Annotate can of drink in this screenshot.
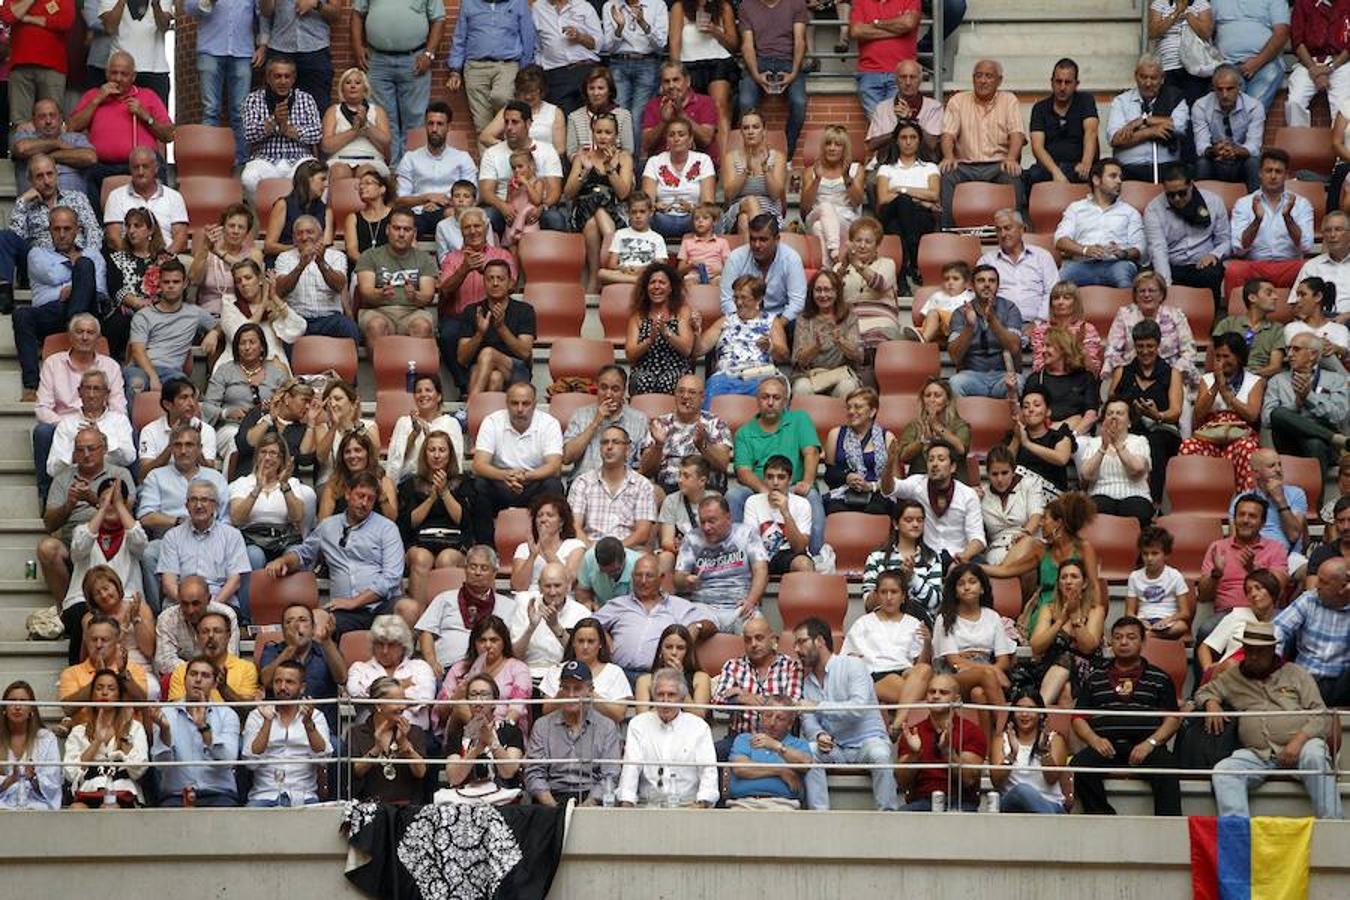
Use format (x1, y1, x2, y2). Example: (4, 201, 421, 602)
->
(930, 790, 946, 812)
(985, 791, 1000, 813)
(25, 560, 37, 580)
(182, 785, 197, 807)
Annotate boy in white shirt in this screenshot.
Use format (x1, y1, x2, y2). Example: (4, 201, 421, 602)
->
(1124, 525, 1193, 641)
(918, 261, 975, 343)
(742, 455, 815, 575)
(657, 455, 712, 575)
(599, 193, 668, 285)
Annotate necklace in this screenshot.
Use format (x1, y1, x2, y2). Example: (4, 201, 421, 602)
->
(240, 361, 265, 378)
(360, 211, 386, 250)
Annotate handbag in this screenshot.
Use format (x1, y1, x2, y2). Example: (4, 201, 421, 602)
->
(414, 526, 463, 555)
(241, 523, 301, 561)
(26, 605, 64, 640)
(1179, 23, 1224, 77)
(801, 365, 857, 393)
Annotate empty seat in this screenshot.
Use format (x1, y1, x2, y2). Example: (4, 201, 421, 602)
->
(132, 390, 162, 431)
(1028, 182, 1090, 232)
(598, 284, 636, 345)
(248, 571, 319, 628)
(1079, 285, 1132, 341)
(1120, 181, 1163, 214)
(466, 391, 507, 447)
(493, 507, 532, 573)
(1081, 514, 1143, 581)
(374, 390, 415, 451)
(179, 176, 244, 230)
(823, 512, 892, 576)
(630, 393, 676, 420)
(328, 178, 363, 234)
(291, 335, 358, 384)
(371, 335, 439, 391)
(253, 178, 292, 229)
(339, 630, 374, 667)
(710, 393, 758, 433)
(1141, 635, 1187, 700)
(1195, 179, 1246, 214)
(1167, 285, 1214, 344)
(173, 124, 237, 178)
(546, 391, 593, 432)
(876, 394, 921, 436)
(955, 396, 1014, 457)
(42, 333, 110, 359)
(698, 633, 745, 677)
(548, 338, 614, 382)
(518, 232, 587, 283)
(777, 572, 848, 632)
(779, 232, 821, 276)
(873, 341, 940, 396)
(1274, 126, 1335, 176)
(1152, 514, 1224, 580)
(790, 394, 846, 446)
(1165, 456, 1236, 517)
(525, 282, 588, 342)
(951, 182, 1016, 230)
(917, 233, 981, 285)
(1278, 454, 1322, 517)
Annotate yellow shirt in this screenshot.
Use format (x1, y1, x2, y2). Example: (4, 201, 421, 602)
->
(59, 659, 149, 702)
(167, 654, 260, 701)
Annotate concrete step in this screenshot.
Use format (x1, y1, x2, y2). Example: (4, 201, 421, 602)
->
(970, 0, 1142, 19)
(0, 640, 67, 700)
(955, 22, 1141, 58)
(951, 54, 1139, 94)
(0, 482, 41, 518)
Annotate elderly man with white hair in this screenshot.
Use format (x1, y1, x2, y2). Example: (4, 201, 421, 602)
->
(273, 213, 360, 345)
(1262, 331, 1350, 476)
(156, 477, 252, 619)
(509, 560, 591, 682)
(346, 613, 438, 731)
(1107, 54, 1189, 183)
(618, 666, 719, 807)
(938, 59, 1026, 229)
(977, 209, 1061, 325)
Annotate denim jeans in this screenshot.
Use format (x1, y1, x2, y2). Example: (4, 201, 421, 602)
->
(918, 0, 967, 53)
(123, 363, 185, 409)
(739, 57, 807, 158)
(366, 50, 432, 164)
(1212, 740, 1342, 819)
(1058, 259, 1138, 289)
(32, 422, 56, 505)
(650, 211, 694, 239)
(1241, 58, 1286, 112)
(0, 229, 28, 282)
(855, 72, 896, 118)
(15, 257, 98, 389)
(198, 53, 252, 165)
(610, 56, 660, 150)
(1000, 782, 1066, 814)
(804, 737, 898, 810)
(300, 313, 362, 345)
(949, 369, 1020, 399)
(247, 792, 320, 807)
(725, 483, 826, 554)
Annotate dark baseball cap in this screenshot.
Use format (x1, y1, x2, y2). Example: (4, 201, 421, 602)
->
(559, 660, 592, 684)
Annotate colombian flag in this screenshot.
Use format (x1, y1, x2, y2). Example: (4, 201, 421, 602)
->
(1190, 816, 1313, 900)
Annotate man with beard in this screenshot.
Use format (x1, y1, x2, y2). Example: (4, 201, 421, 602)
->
(1055, 158, 1145, 289)
(1025, 58, 1099, 187)
(258, 603, 347, 731)
(1195, 621, 1342, 818)
(168, 610, 261, 702)
(394, 102, 479, 237)
(1144, 164, 1231, 310)
(1107, 54, 1189, 184)
(883, 440, 984, 562)
(152, 655, 243, 806)
(242, 658, 334, 806)
(478, 100, 566, 237)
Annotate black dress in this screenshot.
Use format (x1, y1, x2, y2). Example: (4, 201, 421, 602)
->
(1025, 368, 1100, 425)
(352, 211, 391, 257)
(1016, 424, 1075, 493)
(567, 165, 627, 232)
(396, 477, 474, 554)
(1112, 358, 1181, 501)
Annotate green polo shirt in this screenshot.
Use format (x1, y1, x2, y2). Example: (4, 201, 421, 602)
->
(1212, 315, 1285, 372)
(732, 409, 821, 482)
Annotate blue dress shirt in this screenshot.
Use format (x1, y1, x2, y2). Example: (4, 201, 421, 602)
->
(27, 247, 108, 308)
(186, 0, 258, 58)
(447, 0, 537, 70)
(719, 243, 808, 321)
(151, 704, 242, 799)
(289, 511, 405, 605)
(800, 653, 889, 749)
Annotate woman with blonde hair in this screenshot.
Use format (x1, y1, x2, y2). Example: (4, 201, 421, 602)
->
(1026, 281, 1103, 377)
(838, 216, 901, 351)
(801, 126, 865, 267)
(823, 387, 897, 515)
(322, 68, 393, 179)
(314, 379, 380, 488)
(895, 376, 971, 479)
(1024, 326, 1100, 434)
(0, 680, 62, 809)
(228, 432, 315, 568)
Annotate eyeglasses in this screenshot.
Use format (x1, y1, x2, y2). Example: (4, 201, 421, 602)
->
(1164, 188, 1190, 199)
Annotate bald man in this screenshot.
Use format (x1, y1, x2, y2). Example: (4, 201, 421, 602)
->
(11, 99, 97, 197)
(865, 59, 944, 157)
(1275, 557, 1350, 706)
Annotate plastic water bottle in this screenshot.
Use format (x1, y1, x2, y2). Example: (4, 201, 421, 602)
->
(651, 767, 667, 808)
(16, 770, 29, 807)
(405, 361, 417, 393)
(601, 775, 615, 808)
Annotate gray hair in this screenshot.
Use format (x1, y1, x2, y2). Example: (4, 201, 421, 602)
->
(170, 421, 203, 443)
(79, 369, 109, 389)
(993, 208, 1025, 227)
(292, 214, 322, 234)
(1136, 53, 1163, 72)
(75, 425, 107, 448)
(973, 58, 1004, 77)
(108, 50, 136, 72)
(369, 614, 414, 656)
(1211, 64, 1242, 84)
(187, 478, 219, 503)
(466, 544, 499, 569)
(179, 575, 210, 601)
(27, 153, 55, 176)
(651, 667, 690, 700)
(68, 313, 100, 335)
(457, 206, 487, 226)
(128, 146, 159, 166)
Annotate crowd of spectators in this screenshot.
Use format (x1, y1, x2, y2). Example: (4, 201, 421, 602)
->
(0, 0, 1344, 820)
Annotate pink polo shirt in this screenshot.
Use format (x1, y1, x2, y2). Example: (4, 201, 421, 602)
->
(35, 352, 127, 425)
(1201, 536, 1289, 613)
(72, 86, 172, 164)
(437, 246, 517, 317)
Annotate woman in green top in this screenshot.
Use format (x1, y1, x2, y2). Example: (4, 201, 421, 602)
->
(981, 492, 1100, 626)
(896, 376, 972, 482)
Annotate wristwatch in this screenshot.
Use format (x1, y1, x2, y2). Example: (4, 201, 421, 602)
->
(1146, 737, 1158, 747)
(900, 187, 909, 196)
(422, 50, 435, 61)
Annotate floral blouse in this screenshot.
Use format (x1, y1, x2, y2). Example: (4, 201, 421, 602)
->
(1102, 304, 1198, 388)
(1027, 319, 1104, 377)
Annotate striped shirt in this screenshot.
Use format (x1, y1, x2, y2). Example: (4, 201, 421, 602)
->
(1273, 592, 1349, 679)
(1073, 660, 1178, 744)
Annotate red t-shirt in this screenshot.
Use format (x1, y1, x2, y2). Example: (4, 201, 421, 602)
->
(908, 714, 987, 801)
(72, 87, 172, 164)
(850, 0, 921, 74)
(640, 91, 721, 164)
(1, 0, 76, 74)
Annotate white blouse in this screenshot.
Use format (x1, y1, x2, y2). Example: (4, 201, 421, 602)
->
(63, 722, 149, 802)
(841, 612, 926, 674)
(1074, 433, 1153, 501)
(643, 152, 716, 208)
(0, 730, 63, 810)
(384, 414, 467, 484)
(227, 475, 317, 531)
(877, 159, 940, 191)
(932, 608, 1017, 660)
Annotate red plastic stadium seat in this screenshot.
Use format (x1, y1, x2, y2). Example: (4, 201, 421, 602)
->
(1195, 180, 1246, 215)
(698, 632, 745, 677)
(1279, 454, 1322, 517)
(253, 178, 292, 231)
(911, 286, 938, 327)
(374, 390, 415, 452)
(777, 572, 848, 632)
(790, 393, 846, 446)
(873, 341, 940, 396)
(328, 178, 362, 234)
(1285, 179, 1328, 234)
(546, 391, 593, 432)
(42, 333, 110, 360)
(1165, 456, 1236, 517)
(518, 232, 586, 283)
(1120, 181, 1163, 214)
(1079, 286, 1132, 341)
(466, 391, 506, 446)
(1152, 514, 1224, 581)
(548, 338, 614, 382)
(173, 125, 237, 178)
(1081, 514, 1143, 581)
(524, 281, 588, 341)
(955, 396, 1014, 457)
(291, 336, 358, 384)
(132, 391, 162, 431)
(630, 393, 676, 420)
(875, 394, 920, 436)
(339, 630, 374, 667)
(824, 512, 892, 576)
(494, 508, 532, 573)
(371, 335, 439, 392)
(100, 175, 131, 210)
(878, 234, 904, 277)
(1168, 285, 1215, 345)
(1028, 182, 1089, 233)
(598, 284, 636, 345)
(248, 571, 319, 628)
(686, 284, 723, 327)
(424, 567, 466, 605)
(179, 176, 244, 230)
(405, 127, 426, 152)
(951, 182, 1016, 230)
(1141, 635, 1187, 700)
(917, 233, 981, 285)
(709, 394, 758, 433)
(1274, 127, 1335, 176)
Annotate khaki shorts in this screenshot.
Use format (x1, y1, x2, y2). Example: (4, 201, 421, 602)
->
(358, 306, 436, 334)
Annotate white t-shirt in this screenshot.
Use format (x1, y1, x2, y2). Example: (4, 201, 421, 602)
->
(932, 608, 1016, 660)
(102, 0, 173, 72)
(139, 416, 218, 463)
(103, 183, 189, 246)
(476, 410, 564, 471)
(841, 612, 925, 674)
(539, 661, 633, 701)
(877, 159, 940, 191)
(642, 152, 715, 208)
(512, 538, 587, 590)
(226, 475, 317, 531)
(1202, 607, 1260, 664)
(920, 288, 973, 316)
(506, 592, 592, 678)
(1284, 320, 1350, 352)
(1126, 565, 1188, 621)
(609, 227, 669, 269)
(742, 492, 812, 558)
(479, 141, 564, 200)
(383, 414, 466, 484)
